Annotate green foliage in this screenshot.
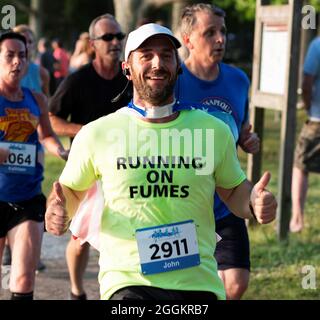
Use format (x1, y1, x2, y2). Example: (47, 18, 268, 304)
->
(11, 0, 114, 49)
(309, 0, 320, 10)
(42, 0, 114, 48)
(214, 0, 256, 21)
(213, 0, 320, 22)
(63, 0, 114, 35)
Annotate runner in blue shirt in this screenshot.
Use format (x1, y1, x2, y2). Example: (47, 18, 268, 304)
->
(0, 31, 67, 300)
(176, 3, 260, 299)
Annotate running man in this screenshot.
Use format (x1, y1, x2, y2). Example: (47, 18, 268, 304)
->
(45, 24, 277, 300)
(48, 14, 130, 300)
(176, 3, 259, 299)
(0, 31, 68, 300)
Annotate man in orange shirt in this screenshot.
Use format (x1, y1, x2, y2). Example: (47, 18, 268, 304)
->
(52, 38, 69, 88)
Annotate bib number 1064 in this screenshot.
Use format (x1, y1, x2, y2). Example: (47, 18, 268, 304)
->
(4, 153, 32, 165)
(0, 142, 36, 175)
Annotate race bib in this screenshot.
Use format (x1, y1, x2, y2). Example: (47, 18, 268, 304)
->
(0, 141, 36, 175)
(136, 220, 200, 275)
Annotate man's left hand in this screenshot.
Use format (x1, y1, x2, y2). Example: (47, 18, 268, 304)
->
(239, 123, 260, 154)
(250, 172, 277, 224)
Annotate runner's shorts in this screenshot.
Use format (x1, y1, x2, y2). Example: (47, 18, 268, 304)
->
(110, 286, 217, 300)
(294, 120, 320, 173)
(215, 214, 250, 271)
(0, 194, 46, 238)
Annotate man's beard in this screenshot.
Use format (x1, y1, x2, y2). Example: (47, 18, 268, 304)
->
(131, 70, 176, 106)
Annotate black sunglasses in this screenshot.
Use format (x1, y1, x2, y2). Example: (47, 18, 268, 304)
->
(93, 32, 126, 42)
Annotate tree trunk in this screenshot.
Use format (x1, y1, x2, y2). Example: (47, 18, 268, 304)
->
(29, 0, 43, 40)
(171, 0, 190, 34)
(172, 0, 192, 61)
(113, 0, 143, 34)
(113, 0, 191, 61)
(114, 0, 190, 34)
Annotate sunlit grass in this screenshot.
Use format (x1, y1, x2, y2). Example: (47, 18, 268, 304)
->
(242, 109, 320, 299)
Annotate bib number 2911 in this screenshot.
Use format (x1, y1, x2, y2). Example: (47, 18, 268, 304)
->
(136, 220, 200, 275)
(150, 238, 189, 260)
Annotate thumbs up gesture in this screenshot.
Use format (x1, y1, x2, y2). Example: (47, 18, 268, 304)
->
(45, 181, 70, 236)
(239, 123, 260, 154)
(250, 172, 277, 224)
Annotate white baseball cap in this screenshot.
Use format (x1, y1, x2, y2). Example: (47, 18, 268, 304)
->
(124, 23, 181, 61)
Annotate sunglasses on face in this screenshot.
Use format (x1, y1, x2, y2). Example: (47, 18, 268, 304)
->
(93, 32, 126, 42)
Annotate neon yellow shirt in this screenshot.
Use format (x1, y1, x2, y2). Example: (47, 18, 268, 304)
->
(60, 109, 246, 300)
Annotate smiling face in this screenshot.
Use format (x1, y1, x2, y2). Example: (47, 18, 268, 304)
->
(125, 35, 179, 107)
(184, 10, 226, 66)
(0, 38, 27, 86)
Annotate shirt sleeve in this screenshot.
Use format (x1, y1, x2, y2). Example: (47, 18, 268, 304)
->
(242, 96, 249, 126)
(242, 73, 250, 126)
(59, 126, 97, 191)
(304, 39, 320, 77)
(214, 130, 246, 189)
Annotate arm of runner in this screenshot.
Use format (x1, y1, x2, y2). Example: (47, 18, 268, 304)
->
(216, 172, 277, 224)
(45, 181, 88, 236)
(39, 65, 50, 96)
(34, 92, 69, 160)
(48, 73, 83, 137)
(48, 112, 82, 138)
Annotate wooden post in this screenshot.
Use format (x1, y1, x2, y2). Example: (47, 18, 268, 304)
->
(247, 0, 302, 240)
(277, 0, 302, 240)
(247, 106, 264, 185)
(29, 0, 43, 40)
(247, 0, 267, 226)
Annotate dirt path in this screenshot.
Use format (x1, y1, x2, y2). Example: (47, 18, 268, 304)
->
(0, 232, 100, 300)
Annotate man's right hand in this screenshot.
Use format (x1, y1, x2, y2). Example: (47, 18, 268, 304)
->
(45, 181, 70, 236)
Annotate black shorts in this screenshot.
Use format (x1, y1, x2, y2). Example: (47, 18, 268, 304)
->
(0, 194, 46, 238)
(109, 286, 217, 300)
(214, 214, 250, 271)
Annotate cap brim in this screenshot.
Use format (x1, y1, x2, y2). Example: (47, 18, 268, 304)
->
(125, 31, 181, 61)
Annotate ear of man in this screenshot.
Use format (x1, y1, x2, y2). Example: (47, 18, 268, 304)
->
(123, 68, 130, 76)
